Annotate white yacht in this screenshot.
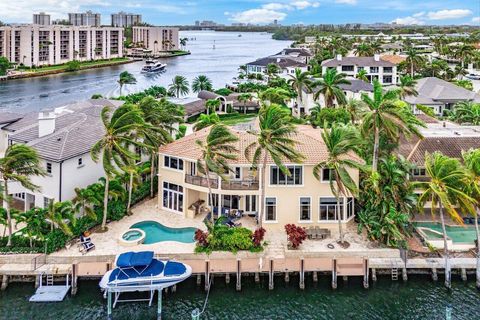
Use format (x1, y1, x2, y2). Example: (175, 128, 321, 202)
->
(141, 60, 166, 73)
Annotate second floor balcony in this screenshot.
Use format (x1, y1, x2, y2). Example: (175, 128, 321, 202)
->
(221, 179, 259, 190)
(185, 174, 218, 189)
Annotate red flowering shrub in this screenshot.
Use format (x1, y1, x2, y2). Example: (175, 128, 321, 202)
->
(194, 229, 209, 247)
(284, 224, 307, 249)
(252, 227, 266, 247)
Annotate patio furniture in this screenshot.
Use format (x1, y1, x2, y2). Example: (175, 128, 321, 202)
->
(79, 235, 95, 254)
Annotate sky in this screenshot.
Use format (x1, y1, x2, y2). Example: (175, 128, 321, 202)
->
(2, 0, 480, 26)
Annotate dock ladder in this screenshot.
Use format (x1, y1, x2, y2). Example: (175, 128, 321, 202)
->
(46, 274, 54, 286)
(391, 268, 399, 281)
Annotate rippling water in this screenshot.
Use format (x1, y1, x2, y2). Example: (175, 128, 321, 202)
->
(1, 275, 479, 319)
(0, 31, 291, 113)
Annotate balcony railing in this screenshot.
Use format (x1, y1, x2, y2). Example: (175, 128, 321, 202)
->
(185, 174, 218, 189)
(221, 180, 259, 190)
(409, 176, 430, 182)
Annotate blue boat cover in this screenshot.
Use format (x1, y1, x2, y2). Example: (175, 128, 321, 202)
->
(164, 261, 187, 276)
(116, 251, 154, 268)
(109, 259, 165, 281)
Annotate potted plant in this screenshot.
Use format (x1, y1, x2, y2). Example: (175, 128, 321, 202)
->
(285, 224, 307, 249)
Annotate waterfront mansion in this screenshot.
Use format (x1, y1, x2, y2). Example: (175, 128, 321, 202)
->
(157, 124, 361, 230)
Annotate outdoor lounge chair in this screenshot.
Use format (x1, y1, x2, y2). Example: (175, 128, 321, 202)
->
(79, 235, 95, 254)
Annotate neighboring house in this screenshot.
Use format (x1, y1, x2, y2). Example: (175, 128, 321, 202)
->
(321, 54, 398, 85)
(300, 79, 374, 114)
(273, 48, 313, 64)
(0, 99, 124, 210)
(405, 77, 480, 116)
(157, 124, 361, 231)
(398, 120, 480, 213)
(246, 56, 308, 79)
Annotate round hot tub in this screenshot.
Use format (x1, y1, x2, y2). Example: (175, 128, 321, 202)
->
(119, 228, 146, 246)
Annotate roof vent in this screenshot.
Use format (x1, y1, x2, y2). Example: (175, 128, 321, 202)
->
(336, 54, 342, 61)
(38, 110, 56, 138)
(374, 54, 380, 61)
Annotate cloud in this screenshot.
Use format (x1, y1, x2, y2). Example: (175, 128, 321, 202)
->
(473, 17, 480, 23)
(262, 3, 291, 11)
(391, 16, 425, 25)
(291, 1, 320, 9)
(426, 9, 472, 20)
(230, 8, 287, 24)
(335, 0, 357, 5)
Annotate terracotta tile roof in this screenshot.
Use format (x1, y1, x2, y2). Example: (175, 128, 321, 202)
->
(159, 124, 362, 165)
(380, 55, 406, 65)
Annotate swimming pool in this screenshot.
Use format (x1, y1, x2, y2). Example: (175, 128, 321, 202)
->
(414, 222, 477, 249)
(130, 221, 196, 244)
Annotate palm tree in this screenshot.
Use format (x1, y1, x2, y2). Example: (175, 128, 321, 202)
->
(354, 43, 372, 57)
(0, 207, 7, 238)
(15, 208, 45, 247)
(397, 76, 418, 99)
(238, 93, 253, 114)
(416, 152, 473, 288)
(138, 97, 183, 198)
(454, 64, 467, 80)
(455, 44, 475, 69)
(245, 104, 305, 227)
(450, 101, 480, 125)
(404, 47, 425, 77)
(314, 123, 362, 244)
(313, 68, 350, 108)
(0, 144, 45, 246)
(192, 75, 213, 93)
(72, 187, 100, 220)
(118, 71, 137, 96)
(168, 75, 189, 98)
(45, 199, 76, 236)
(462, 149, 480, 288)
(196, 124, 239, 223)
(361, 80, 413, 172)
(343, 98, 365, 123)
(91, 105, 144, 230)
(287, 68, 313, 113)
(194, 113, 220, 131)
(179, 38, 188, 50)
(259, 87, 293, 106)
(355, 69, 369, 82)
(266, 63, 280, 79)
(309, 104, 322, 124)
(205, 99, 221, 114)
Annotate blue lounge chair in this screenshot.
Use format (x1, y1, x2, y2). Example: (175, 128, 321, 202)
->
(80, 235, 95, 254)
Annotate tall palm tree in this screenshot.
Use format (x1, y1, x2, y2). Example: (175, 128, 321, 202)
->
(192, 75, 213, 93)
(397, 76, 418, 99)
(118, 71, 137, 96)
(266, 63, 280, 79)
(343, 98, 365, 124)
(416, 152, 473, 288)
(314, 123, 362, 244)
(0, 144, 45, 246)
(313, 68, 350, 107)
(72, 187, 100, 220)
(361, 80, 413, 172)
(168, 75, 189, 97)
(205, 99, 221, 114)
(245, 104, 305, 227)
(15, 208, 45, 248)
(455, 44, 475, 69)
(287, 68, 313, 113)
(91, 104, 144, 230)
(196, 124, 239, 223)
(450, 101, 480, 125)
(404, 47, 425, 77)
(138, 97, 183, 198)
(238, 93, 253, 114)
(462, 149, 480, 288)
(259, 87, 293, 106)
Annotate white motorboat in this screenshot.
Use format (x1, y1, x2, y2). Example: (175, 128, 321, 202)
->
(99, 251, 191, 293)
(141, 60, 166, 73)
(465, 73, 480, 80)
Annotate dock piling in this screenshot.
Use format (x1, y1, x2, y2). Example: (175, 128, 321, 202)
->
(371, 268, 377, 282)
(225, 273, 230, 284)
(157, 289, 163, 320)
(402, 268, 408, 282)
(1, 275, 8, 291)
(107, 290, 112, 320)
(268, 260, 274, 290)
(363, 259, 369, 289)
(254, 273, 260, 283)
(236, 259, 241, 291)
(332, 259, 337, 289)
(285, 272, 289, 284)
(461, 269, 467, 282)
(312, 271, 318, 282)
(71, 264, 78, 295)
(431, 268, 438, 281)
(299, 259, 305, 290)
(196, 274, 201, 286)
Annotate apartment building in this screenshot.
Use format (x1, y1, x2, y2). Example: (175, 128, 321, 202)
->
(111, 12, 142, 27)
(157, 125, 361, 231)
(0, 24, 123, 67)
(33, 12, 51, 26)
(68, 11, 101, 27)
(0, 100, 125, 210)
(132, 26, 179, 52)
(321, 54, 398, 85)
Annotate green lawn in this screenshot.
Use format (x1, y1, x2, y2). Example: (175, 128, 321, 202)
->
(18, 58, 130, 73)
(219, 113, 257, 126)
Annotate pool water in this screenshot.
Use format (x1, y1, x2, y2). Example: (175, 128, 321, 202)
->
(415, 222, 478, 243)
(122, 230, 143, 241)
(130, 221, 196, 244)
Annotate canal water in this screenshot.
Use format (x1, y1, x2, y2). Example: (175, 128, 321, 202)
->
(0, 275, 479, 319)
(0, 31, 291, 113)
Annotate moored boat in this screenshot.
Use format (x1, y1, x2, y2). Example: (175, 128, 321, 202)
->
(465, 73, 480, 80)
(141, 60, 167, 73)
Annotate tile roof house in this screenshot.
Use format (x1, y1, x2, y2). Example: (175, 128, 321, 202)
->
(158, 123, 361, 230)
(321, 54, 398, 85)
(405, 77, 480, 116)
(0, 99, 125, 210)
(246, 55, 308, 80)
